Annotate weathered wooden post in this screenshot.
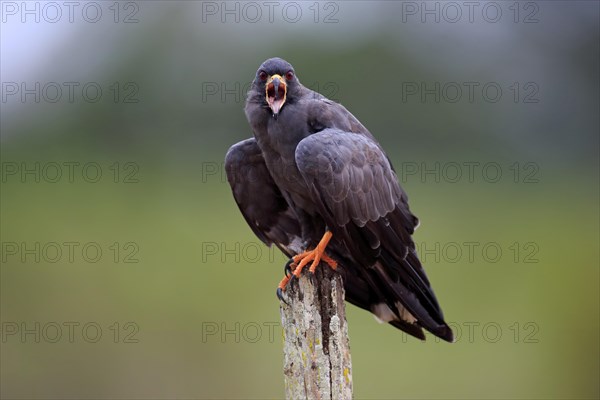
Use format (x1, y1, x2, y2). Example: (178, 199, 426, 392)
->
(280, 266, 353, 399)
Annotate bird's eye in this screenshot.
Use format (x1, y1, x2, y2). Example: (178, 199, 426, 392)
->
(259, 71, 268, 81)
(285, 71, 294, 80)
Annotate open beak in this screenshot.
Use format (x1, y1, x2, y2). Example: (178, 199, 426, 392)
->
(265, 74, 287, 119)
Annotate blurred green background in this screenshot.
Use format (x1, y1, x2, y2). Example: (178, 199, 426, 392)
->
(1, 1, 598, 399)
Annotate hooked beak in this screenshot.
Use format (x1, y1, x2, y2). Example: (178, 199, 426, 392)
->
(265, 74, 287, 119)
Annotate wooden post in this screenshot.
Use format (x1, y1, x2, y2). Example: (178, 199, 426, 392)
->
(280, 266, 353, 400)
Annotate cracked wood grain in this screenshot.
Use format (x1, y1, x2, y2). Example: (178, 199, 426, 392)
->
(280, 266, 353, 400)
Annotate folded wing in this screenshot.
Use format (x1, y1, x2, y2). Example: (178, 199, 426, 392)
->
(225, 138, 302, 257)
(295, 129, 453, 341)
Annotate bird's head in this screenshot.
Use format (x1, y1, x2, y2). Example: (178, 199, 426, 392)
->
(252, 57, 299, 119)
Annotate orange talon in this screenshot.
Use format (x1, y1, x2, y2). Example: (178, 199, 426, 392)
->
(292, 254, 313, 278)
(293, 231, 337, 276)
(276, 231, 338, 301)
(312, 253, 337, 272)
(292, 250, 311, 264)
(278, 274, 291, 291)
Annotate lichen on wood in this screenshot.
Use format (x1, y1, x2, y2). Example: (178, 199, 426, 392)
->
(280, 266, 353, 400)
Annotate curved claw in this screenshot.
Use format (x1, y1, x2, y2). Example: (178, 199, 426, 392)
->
(276, 287, 289, 306)
(284, 259, 295, 278)
(288, 273, 298, 287)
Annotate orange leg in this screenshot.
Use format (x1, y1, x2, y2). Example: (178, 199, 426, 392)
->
(277, 274, 291, 290)
(277, 231, 337, 304)
(277, 231, 338, 302)
(292, 231, 337, 277)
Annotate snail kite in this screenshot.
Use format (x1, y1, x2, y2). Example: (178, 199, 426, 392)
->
(225, 58, 453, 342)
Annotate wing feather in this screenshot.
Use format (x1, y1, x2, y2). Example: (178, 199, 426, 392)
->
(225, 138, 301, 256)
(295, 129, 453, 341)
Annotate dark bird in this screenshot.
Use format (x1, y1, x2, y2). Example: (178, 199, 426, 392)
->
(225, 57, 453, 342)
